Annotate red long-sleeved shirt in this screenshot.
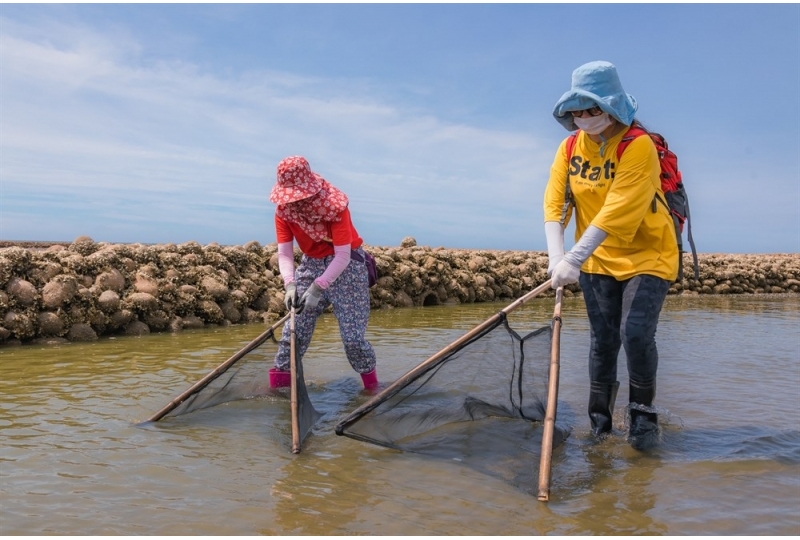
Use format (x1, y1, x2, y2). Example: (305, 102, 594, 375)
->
(275, 208, 363, 257)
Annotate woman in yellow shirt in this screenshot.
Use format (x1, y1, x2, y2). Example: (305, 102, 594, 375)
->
(542, 61, 679, 451)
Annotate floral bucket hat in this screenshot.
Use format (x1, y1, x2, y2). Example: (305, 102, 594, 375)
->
(552, 60, 638, 132)
(269, 156, 324, 205)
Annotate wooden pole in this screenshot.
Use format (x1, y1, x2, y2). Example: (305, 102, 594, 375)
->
(335, 279, 553, 435)
(145, 313, 290, 422)
(537, 287, 563, 502)
(290, 307, 301, 454)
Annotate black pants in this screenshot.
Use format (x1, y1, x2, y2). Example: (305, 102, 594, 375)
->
(579, 273, 670, 390)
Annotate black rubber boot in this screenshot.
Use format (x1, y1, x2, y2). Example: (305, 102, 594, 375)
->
(588, 381, 619, 437)
(628, 381, 659, 451)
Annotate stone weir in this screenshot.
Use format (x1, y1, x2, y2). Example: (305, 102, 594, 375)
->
(0, 236, 798, 346)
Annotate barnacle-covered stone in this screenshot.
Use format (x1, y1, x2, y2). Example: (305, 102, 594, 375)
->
(95, 269, 126, 293)
(144, 310, 170, 331)
(253, 291, 271, 311)
(242, 307, 260, 323)
(42, 276, 79, 310)
(123, 320, 150, 336)
(0, 247, 32, 286)
(125, 292, 159, 312)
(4, 310, 35, 340)
(197, 300, 224, 323)
(109, 309, 134, 330)
(6, 278, 38, 307)
(243, 240, 262, 253)
(177, 241, 204, 256)
(37, 311, 65, 336)
(68, 236, 98, 257)
(67, 322, 97, 342)
(98, 290, 120, 313)
(220, 301, 241, 323)
(182, 315, 205, 329)
(85, 246, 120, 269)
(27, 261, 63, 287)
(200, 276, 229, 301)
(229, 289, 248, 310)
(134, 273, 159, 297)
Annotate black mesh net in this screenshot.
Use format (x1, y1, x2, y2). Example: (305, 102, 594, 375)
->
(144, 315, 321, 450)
(335, 307, 570, 495)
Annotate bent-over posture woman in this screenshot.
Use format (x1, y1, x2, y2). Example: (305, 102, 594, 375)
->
(268, 156, 378, 391)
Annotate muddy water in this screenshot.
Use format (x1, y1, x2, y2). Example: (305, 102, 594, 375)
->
(1, 295, 799, 534)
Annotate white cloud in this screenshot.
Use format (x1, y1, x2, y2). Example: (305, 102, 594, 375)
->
(0, 17, 555, 249)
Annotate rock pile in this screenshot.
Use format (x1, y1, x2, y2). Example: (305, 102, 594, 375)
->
(1, 236, 797, 346)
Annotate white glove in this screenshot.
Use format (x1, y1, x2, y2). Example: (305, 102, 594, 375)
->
(550, 225, 609, 289)
(544, 221, 565, 276)
(551, 259, 581, 289)
(296, 282, 323, 315)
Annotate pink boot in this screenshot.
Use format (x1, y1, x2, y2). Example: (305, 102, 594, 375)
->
(269, 368, 291, 389)
(360, 369, 379, 391)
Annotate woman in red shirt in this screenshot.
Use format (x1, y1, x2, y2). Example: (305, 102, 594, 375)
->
(268, 156, 378, 391)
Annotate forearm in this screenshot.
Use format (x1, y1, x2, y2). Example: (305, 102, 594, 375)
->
(545, 221, 565, 258)
(563, 225, 608, 266)
(315, 244, 351, 289)
(277, 242, 296, 285)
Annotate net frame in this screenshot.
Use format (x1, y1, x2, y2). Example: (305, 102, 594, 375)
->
(334, 280, 565, 497)
(335, 280, 553, 436)
(145, 313, 290, 422)
(143, 312, 321, 453)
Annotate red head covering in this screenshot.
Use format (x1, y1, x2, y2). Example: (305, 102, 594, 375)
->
(270, 156, 349, 241)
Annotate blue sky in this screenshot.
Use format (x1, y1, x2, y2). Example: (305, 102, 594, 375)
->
(1, 3, 798, 253)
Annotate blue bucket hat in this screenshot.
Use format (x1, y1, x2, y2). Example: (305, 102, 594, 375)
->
(553, 61, 638, 131)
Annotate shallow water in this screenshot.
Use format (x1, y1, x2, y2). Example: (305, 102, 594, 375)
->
(1, 295, 799, 535)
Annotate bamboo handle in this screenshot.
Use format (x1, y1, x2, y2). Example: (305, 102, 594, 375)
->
(145, 313, 290, 422)
(290, 308, 301, 454)
(537, 287, 563, 501)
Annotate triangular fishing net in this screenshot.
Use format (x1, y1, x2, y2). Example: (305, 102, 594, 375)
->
(335, 290, 570, 495)
(144, 315, 321, 451)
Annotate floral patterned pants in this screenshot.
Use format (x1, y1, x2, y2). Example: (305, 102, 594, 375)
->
(273, 248, 377, 374)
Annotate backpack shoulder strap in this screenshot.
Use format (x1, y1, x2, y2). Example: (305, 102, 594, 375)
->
(615, 125, 648, 160)
(565, 132, 578, 161)
(560, 132, 579, 226)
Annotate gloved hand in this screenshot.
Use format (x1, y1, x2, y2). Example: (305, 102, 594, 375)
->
(548, 254, 564, 276)
(295, 282, 323, 315)
(550, 224, 608, 288)
(551, 259, 580, 289)
(284, 283, 298, 312)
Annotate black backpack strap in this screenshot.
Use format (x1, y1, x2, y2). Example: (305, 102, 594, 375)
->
(683, 190, 700, 281)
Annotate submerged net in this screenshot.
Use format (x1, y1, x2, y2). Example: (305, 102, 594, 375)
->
(145, 316, 321, 449)
(335, 308, 570, 495)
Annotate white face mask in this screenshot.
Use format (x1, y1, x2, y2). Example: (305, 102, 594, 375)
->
(574, 112, 613, 135)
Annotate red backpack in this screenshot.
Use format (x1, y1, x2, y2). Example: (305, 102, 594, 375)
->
(562, 125, 699, 281)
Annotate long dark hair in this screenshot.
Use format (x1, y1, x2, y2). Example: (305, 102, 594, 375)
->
(631, 119, 650, 132)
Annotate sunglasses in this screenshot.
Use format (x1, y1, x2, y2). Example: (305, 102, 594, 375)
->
(572, 106, 603, 118)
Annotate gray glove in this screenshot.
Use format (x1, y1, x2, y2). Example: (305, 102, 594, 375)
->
(295, 282, 323, 315)
(284, 282, 298, 312)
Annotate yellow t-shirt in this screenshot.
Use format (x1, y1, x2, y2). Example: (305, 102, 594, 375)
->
(543, 129, 679, 281)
